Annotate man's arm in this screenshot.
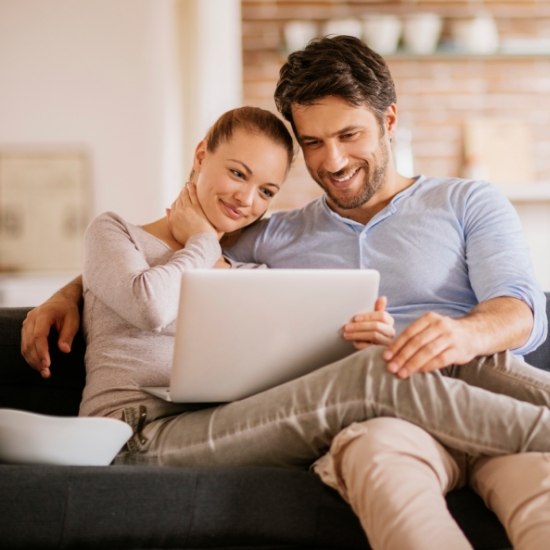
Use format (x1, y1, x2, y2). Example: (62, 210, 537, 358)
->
(21, 275, 83, 378)
(383, 296, 533, 379)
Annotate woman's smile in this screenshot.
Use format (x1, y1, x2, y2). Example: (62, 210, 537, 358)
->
(219, 198, 244, 221)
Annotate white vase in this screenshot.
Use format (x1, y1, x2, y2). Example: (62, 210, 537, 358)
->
(362, 14, 402, 54)
(402, 13, 442, 54)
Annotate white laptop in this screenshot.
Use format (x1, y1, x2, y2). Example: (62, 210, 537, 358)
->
(142, 268, 380, 403)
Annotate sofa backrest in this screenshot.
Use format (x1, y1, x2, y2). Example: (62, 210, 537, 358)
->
(0, 307, 85, 416)
(1, 294, 549, 416)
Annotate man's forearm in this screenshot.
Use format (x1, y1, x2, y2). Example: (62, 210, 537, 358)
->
(459, 296, 533, 355)
(384, 295, 535, 378)
(52, 275, 84, 307)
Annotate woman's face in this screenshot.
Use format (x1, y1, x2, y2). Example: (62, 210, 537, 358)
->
(192, 128, 289, 233)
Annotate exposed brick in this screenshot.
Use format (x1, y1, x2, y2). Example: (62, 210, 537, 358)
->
(243, 0, 550, 208)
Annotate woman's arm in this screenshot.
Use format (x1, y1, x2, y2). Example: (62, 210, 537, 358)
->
(83, 212, 221, 332)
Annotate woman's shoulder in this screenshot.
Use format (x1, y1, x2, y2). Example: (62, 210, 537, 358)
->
(85, 211, 136, 237)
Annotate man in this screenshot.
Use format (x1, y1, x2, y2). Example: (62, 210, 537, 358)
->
(22, 36, 550, 454)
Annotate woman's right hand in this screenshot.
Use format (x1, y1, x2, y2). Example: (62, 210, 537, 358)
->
(166, 182, 220, 246)
(341, 296, 396, 349)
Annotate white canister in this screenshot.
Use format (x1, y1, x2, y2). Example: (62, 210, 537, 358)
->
(362, 14, 402, 54)
(402, 13, 443, 54)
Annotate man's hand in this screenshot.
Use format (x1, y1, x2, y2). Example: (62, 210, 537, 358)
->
(342, 296, 396, 349)
(21, 277, 83, 378)
(382, 312, 477, 379)
(382, 297, 534, 379)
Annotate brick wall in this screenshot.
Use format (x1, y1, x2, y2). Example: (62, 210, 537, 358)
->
(242, 0, 550, 211)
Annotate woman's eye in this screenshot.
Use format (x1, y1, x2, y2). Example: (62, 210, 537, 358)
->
(230, 169, 245, 179)
(260, 188, 275, 199)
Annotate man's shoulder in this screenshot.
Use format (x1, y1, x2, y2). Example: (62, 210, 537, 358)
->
(415, 175, 504, 205)
(420, 175, 498, 193)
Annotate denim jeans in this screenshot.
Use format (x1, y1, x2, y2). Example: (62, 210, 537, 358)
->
(116, 346, 550, 468)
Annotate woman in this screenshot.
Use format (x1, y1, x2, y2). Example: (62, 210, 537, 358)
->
(80, 106, 295, 423)
(79, 105, 395, 467)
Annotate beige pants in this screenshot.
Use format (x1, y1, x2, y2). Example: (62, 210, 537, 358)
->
(314, 418, 550, 550)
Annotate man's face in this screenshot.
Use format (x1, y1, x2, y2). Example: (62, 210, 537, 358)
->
(291, 96, 394, 213)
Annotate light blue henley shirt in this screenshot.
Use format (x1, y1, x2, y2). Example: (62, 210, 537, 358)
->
(226, 175, 547, 355)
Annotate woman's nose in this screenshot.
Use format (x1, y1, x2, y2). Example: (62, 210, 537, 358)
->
(234, 183, 255, 206)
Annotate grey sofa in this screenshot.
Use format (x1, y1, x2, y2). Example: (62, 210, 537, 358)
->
(1, 298, 550, 549)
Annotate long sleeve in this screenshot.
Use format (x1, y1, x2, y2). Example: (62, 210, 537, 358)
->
(83, 212, 222, 331)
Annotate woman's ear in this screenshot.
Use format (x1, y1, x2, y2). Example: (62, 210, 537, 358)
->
(192, 139, 207, 175)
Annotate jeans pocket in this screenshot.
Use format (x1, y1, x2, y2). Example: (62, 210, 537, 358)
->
(122, 404, 149, 452)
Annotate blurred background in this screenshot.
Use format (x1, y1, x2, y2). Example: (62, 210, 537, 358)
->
(1, 0, 550, 305)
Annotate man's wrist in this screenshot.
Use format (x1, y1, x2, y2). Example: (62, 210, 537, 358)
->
(53, 276, 83, 307)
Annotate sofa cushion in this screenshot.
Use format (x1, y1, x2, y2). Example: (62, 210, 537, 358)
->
(0, 463, 509, 549)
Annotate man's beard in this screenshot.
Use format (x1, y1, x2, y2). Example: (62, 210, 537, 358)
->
(317, 139, 389, 211)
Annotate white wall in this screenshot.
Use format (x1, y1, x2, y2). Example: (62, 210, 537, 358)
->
(179, 0, 243, 172)
(0, 0, 242, 224)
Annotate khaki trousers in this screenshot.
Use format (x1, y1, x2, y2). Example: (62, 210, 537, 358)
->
(314, 418, 550, 550)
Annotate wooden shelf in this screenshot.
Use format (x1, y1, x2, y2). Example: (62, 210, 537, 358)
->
(500, 182, 550, 202)
(387, 49, 550, 61)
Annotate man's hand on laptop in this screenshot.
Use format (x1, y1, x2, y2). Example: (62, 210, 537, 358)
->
(342, 296, 395, 349)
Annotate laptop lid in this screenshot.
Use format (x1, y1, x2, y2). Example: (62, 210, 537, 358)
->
(159, 268, 379, 403)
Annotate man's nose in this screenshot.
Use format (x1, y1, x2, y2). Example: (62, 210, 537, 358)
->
(322, 142, 347, 174)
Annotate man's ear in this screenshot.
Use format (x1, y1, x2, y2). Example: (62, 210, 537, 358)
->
(384, 104, 398, 138)
(192, 139, 207, 174)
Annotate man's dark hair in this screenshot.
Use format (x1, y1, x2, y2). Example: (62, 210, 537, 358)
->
(274, 35, 397, 132)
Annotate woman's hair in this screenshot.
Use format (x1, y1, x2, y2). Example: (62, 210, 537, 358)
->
(205, 106, 295, 168)
(274, 35, 397, 132)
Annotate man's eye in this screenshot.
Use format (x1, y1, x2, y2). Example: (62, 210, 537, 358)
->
(302, 140, 320, 148)
(342, 132, 358, 140)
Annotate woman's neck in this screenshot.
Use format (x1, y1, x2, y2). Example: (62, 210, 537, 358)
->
(141, 217, 182, 250)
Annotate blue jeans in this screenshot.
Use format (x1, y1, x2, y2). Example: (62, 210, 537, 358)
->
(115, 347, 550, 468)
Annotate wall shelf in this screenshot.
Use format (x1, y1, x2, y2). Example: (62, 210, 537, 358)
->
(500, 182, 550, 202)
(387, 50, 550, 61)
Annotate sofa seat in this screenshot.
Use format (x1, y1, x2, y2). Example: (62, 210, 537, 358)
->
(2, 298, 550, 549)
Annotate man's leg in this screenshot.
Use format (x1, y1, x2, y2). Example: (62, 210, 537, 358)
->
(115, 346, 550, 468)
(313, 418, 472, 550)
(471, 453, 550, 550)
(449, 351, 550, 406)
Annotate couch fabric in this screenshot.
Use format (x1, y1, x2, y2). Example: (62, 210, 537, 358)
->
(1, 297, 550, 549)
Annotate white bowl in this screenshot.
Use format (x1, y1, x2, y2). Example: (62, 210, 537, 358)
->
(0, 408, 133, 466)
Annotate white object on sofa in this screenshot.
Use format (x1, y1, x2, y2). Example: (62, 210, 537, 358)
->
(0, 409, 132, 466)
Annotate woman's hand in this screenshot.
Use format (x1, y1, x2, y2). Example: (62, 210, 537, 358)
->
(342, 296, 396, 349)
(166, 182, 220, 246)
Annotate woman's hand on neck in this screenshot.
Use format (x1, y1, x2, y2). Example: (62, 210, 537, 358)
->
(143, 183, 222, 250)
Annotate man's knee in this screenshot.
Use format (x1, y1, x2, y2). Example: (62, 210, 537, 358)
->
(333, 418, 429, 460)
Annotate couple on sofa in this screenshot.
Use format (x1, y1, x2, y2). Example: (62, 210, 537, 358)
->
(22, 36, 550, 549)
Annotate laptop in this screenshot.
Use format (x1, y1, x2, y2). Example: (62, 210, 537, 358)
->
(142, 268, 380, 403)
